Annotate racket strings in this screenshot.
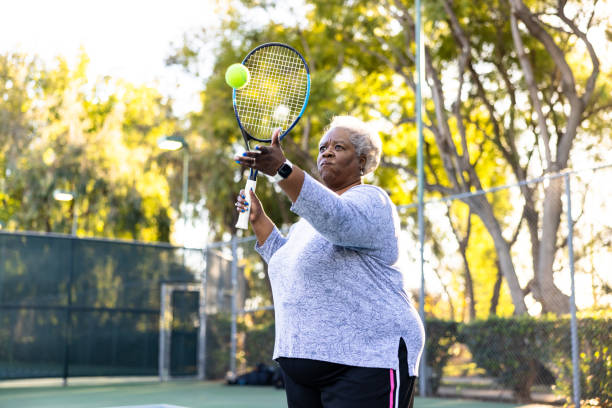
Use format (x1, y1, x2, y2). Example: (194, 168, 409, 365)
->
(242, 49, 306, 132)
(235, 46, 308, 140)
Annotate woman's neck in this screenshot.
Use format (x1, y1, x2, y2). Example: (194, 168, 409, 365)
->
(333, 179, 363, 195)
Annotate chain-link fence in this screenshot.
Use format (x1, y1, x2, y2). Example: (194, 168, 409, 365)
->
(2, 165, 610, 405)
(0, 233, 207, 381)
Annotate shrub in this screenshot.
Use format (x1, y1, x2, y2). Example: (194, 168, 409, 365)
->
(205, 313, 232, 379)
(551, 311, 612, 407)
(424, 318, 458, 394)
(242, 319, 275, 368)
(458, 315, 559, 402)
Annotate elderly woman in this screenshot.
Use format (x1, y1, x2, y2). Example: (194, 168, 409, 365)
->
(234, 116, 424, 408)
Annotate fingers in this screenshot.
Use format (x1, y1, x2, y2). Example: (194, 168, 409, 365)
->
(271, 128, 282, 146)
(235, 189, 250, 213)
(233, 130, 283, 174)
(248, 187, 259, 203)
(234, 151, 260, 166)
(235, 188, 260, 216)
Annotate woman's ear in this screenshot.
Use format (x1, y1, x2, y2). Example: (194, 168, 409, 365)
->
(359, 155, 367, 169)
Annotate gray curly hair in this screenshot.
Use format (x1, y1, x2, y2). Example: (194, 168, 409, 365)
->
(324, 116, 382, 175)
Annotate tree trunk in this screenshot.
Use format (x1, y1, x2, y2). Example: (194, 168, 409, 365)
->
(536, 177, 570, 313)
(489, 262, 503, 316)
(448, 206, 476, 321)
(462, 254, 476, 321)
(422, 5, 529, 315)
(467, 195, 528, 314)
(508, 0, 598, 314)
(514, 359, 537, 402)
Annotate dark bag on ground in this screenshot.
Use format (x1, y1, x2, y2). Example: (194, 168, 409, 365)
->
(227, 363, 284, 388)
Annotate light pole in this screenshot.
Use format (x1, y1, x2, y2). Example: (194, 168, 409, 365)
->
(416, 0, 427, 396)
(52, 188, 77, 386)
(53, 189, 77, 236)
(157, 135, 190, 243)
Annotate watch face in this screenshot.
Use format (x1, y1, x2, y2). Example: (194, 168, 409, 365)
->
(278, 162, 293, 178)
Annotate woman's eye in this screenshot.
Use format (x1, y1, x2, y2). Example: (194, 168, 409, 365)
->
(319, 146, 326, 152)
(335, 145, 344, 150)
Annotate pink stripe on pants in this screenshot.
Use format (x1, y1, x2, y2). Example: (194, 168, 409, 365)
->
(389, 369, 395, 408)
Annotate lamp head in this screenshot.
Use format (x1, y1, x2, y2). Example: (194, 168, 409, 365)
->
(53, 189, 75, 202)
(157, 135, 188, 151)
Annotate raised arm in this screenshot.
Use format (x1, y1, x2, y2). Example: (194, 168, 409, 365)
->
(291, 173, 398, 251)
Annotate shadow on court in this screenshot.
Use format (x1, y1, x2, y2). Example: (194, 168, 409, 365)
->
(0, 379, 548, 408)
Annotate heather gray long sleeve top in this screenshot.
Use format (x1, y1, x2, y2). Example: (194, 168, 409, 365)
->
(255, 173, 425, 376)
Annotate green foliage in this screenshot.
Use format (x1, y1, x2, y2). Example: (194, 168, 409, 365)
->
(459, 315, 560, 401)
(551, 311, 612, 407)
(167, 11, 362, 236)
(459, 313, 612, 404)
(163, 0, 612, 320)
(241, 312, 276, 369)
(205, 313, 232, 380)
(0, 51, 179, 242)
(425, 318, 459, 394)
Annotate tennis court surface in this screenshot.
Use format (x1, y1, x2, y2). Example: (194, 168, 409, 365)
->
(0, 379, 546, 408)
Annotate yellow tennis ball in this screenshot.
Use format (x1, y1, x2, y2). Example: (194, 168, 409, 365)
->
(225, 63, 250, 89)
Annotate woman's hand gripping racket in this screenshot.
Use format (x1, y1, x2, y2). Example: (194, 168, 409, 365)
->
(231, 43, 310, 230)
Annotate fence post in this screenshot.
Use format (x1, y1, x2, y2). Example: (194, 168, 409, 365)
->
(198, 248, 207, 380)
(62, 236, 74, 386)
(158, 283, 170, 382)
(565, 173, 580, 407)
(229, 235, 238, 380)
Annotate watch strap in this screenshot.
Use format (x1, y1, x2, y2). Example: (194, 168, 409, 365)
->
(267, 159, 293, 183)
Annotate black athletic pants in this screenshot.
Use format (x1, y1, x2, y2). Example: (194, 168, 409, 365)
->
(276, 338, 416, 408)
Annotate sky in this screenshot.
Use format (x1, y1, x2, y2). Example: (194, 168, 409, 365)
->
(0, 0, 218, 115)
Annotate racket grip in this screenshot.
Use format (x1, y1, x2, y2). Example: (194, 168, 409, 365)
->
(235, 178, 257, 230)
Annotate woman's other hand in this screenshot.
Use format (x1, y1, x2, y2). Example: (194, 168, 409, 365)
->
(235, 188, 264, 225)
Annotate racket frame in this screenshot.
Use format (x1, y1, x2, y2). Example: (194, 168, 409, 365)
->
(233, 42, 310, 230)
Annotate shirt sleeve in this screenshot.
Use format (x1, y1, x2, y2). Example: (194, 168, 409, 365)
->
(254, 226, 287, 263)
(290, 173, 398, 252)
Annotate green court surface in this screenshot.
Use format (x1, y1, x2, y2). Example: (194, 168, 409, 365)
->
(0, 380, 526, 408)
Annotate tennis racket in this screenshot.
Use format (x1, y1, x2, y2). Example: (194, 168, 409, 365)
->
(233, 42, 310, 230)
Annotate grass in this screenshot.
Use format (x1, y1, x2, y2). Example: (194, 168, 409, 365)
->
(0, 379, 529, 408)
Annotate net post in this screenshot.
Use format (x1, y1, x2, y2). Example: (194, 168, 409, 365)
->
(158, 283, 171, 382)
(229, 235, 238, 380)
(62, 236, 75, 386)
(198, 249, 207, 381)
(565, 173, 580, 407)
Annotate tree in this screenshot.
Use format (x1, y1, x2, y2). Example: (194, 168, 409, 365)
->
(168, 0, 611, 316)
(0, 51, 179, 242)
(304, 0, 610, 315)
(506, 0, 604, 313)
(167, 5, 370, 237)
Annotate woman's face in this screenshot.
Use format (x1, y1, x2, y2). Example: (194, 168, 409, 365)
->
(317, 128, 365, 191)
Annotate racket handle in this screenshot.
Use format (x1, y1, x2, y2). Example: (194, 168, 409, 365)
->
(235, 178, 257, 230)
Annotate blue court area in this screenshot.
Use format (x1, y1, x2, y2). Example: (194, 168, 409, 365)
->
(0, 379, 531, 408)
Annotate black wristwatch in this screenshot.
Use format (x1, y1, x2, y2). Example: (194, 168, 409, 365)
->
(269, 159, 293, 183)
